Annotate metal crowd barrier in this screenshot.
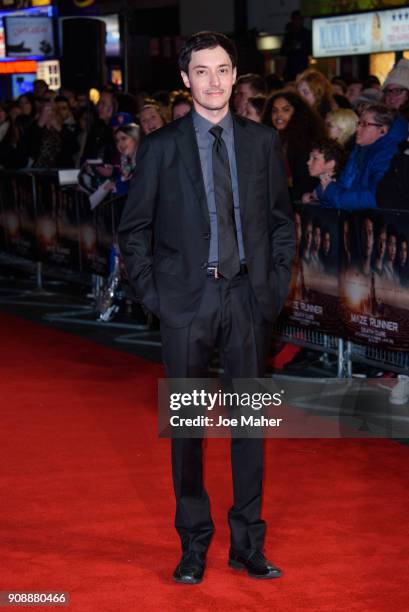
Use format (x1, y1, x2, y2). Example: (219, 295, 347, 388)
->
(1, 169, 409, 376)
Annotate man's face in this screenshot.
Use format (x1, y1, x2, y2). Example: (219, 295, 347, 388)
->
(233, 82, 254, 116)
(362, 218, 374, 258)
(323, 232, 331, 256)
(377, 229, 387, 259)
(387, 235, 397, 262)
(313, 226, 321, 252)
(181, 45, 236, 121)
(399, 240, 408, 267)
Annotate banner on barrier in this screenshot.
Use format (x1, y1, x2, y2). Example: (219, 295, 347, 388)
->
(340, 210, 409, 350)
(278, 204, 341, 336)
(0, 172, 37, 258)
(35, 173, 81, 269)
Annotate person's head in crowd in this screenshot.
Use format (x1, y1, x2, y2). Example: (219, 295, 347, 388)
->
(6, 101, 21, 122)
(295, 69, 335, 118)
(37, 98, 60, 130)
(0, 102, 9, 126)
(114, 123, 140, 159)
(139, 99, 166, 135)
(322, 227, 331, 258)
(382, 59, 409, 118)
(76, 92, 89, 109)
(307, 138, 346, 180)
(353, 88, 383, 115)
(60, 88, 77, 111)
(331, 77, 347, 96)
(55, 96, 74, 124)
(332, 94, 352, 110)
(355, 104, 395, 147)
(18, 93, 36, 118)
(152, 91, 171, 123)
(363, 75, 381, 91)
(264, 89, 325, 146)
(77, 107, 93, 133)
(233, 73, 266, 116)
(43, 89, 57, 103)
(33, 79, 48, 98)
(265, 73, 284, 92)
(386, 224, 398, 265)
(346, 79, 364, 105)
(325, 108, 358, 146)
(398, 234, 408, 269)
(97, 90, 118, 124)
(244, 94, 266, 123)
(170, 90, 193, 121)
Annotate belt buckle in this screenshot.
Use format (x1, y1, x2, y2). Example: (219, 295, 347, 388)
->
(207, 265, 219, 279)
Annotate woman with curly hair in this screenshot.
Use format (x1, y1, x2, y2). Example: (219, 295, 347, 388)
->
(262, 89, 326, 199)
(296, 68, 335, 119)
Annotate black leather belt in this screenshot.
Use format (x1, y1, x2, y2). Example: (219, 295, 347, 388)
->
(206, 264, 248, 279)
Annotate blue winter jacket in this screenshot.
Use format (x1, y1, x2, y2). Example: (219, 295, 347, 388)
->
(316, 116, 408, 210)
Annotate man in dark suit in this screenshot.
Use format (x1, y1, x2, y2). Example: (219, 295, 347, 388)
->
(118, 31, 295, 585)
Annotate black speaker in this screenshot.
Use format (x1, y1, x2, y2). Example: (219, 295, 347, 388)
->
(61, 18, 106, 91)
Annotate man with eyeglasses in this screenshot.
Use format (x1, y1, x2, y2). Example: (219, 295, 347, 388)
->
(382, 59, 409, 118)
(312, 104, 408, 210)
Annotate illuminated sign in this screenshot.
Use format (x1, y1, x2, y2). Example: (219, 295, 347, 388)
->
(4, 15, 54, 57)
(313, 8, 409, 57)
(0, 1, 51, 9)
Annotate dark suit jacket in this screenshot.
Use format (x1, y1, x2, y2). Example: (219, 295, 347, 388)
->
(118, 111, 295, 328)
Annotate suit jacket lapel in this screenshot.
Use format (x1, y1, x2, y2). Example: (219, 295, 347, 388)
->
(232, 114, 253, 216)
(176, 113, 210, 227)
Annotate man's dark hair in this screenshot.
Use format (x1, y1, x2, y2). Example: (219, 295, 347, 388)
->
(310, 137, 347, 177)
(247, 94, 266, 117)
(235, 73, 267, 95)
(331, 77, 347, 94)
(364, 75, 381, 89)
(365, 103, 396, 129)
(55, 95, 69, 104)
(178, 31, 237, 73)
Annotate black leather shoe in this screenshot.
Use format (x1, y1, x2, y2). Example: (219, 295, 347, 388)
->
(229, 549, 282, 579)
(173, 551, 205, 585)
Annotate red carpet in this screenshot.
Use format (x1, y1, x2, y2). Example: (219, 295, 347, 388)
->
(1, 312, 409, 611)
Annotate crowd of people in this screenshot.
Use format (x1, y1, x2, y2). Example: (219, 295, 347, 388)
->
(1, 58, 409, 213)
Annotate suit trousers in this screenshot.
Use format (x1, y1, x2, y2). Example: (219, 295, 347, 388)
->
(160, 273, 272, 555)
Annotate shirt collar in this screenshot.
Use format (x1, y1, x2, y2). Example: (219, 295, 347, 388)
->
(192, 108, 233, 137)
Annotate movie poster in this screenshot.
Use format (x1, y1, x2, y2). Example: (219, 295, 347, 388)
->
(78, 191, 113, 276)
(0, 171, 37, 258)
(278, 203, 341, 335)
(340, 210, 409, 350)
(35, 173, 61, 264)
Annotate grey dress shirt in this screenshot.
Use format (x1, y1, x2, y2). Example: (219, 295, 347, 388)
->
(192, 109, 246, 265)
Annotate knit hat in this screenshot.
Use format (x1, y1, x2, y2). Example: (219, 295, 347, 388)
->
(383, 59, 409, 91)
(110, 112, 134, 127)
(353, 88, 382, 108)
